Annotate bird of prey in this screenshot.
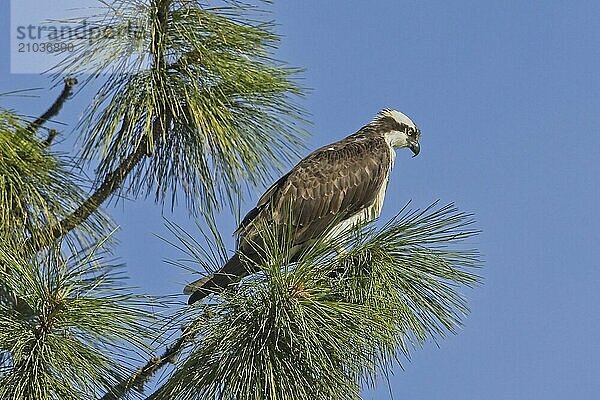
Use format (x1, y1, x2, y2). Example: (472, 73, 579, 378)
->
(185, 109, 421, 304)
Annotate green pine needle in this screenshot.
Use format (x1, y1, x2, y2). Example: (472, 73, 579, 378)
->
(0, 243, 159, 400)
(52, 0, 307, 218)
(157, 202, 482, 399)
(0, 108, 114, 250)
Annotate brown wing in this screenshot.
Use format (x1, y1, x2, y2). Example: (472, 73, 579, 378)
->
(237, 134, 391, 250)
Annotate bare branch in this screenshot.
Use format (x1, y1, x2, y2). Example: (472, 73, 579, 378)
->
(42, 129, 59, 147)
(24, 113, 165, 253)
(100, 326, 197, 400)
(26, 77, 77, 134)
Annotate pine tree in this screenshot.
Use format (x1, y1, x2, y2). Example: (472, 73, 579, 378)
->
(0, 1, 481, 399)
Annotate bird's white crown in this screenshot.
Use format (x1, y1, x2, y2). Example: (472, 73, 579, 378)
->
(375, 109, 417, 130)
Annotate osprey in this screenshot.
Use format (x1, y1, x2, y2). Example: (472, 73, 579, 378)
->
(185, 109, 421, 304)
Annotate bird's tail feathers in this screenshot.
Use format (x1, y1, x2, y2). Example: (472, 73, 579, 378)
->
(183, 275, 213, 295)
(185, 254, 248, 304)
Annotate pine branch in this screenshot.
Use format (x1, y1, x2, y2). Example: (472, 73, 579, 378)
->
(55, 0, 306, 218)
(25, 77, 77, 134)
(100, 8, 178, 397)
(151, 203, 481, 399)
(26, 0, 173, 254)
(25, 115, 163, 253)
(100, 326, 197, 400)
(1, 107, 113, 251)
(0, 246, 157, 400)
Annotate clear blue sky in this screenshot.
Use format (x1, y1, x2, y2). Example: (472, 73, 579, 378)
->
(2, 1, 599, 399)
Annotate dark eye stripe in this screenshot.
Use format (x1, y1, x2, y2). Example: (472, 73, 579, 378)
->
(373, 116, 418, 136)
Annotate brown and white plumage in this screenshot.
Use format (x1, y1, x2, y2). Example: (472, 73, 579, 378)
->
(185, 109, 421, 304)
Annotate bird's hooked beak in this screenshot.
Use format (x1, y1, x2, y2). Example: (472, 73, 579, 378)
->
(408, 138, 420, 157)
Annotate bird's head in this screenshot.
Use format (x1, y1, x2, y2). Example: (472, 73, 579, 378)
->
(369, 109, 421, 156)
